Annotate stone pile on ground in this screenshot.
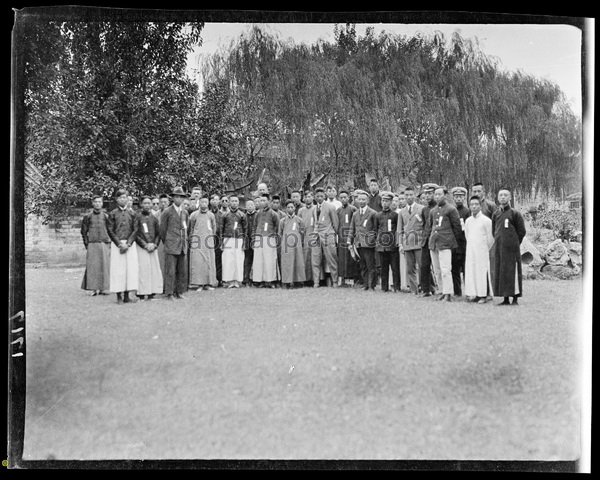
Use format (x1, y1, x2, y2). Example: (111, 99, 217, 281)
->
(521, 236, 582, 280)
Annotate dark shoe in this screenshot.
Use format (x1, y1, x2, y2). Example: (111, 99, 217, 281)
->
(511, 298, 519, 305)
(165, 294, 175, 301)
(174, 293, 186, 299)
(445, 294, 452, 302)
(421, 292, 432, 297)
(91, 290, 99, 296)
(147, 295, 154, 300)
(436, 294, 445, 301)
(116, 293, 123, 304)
(497, 299, 511, 306)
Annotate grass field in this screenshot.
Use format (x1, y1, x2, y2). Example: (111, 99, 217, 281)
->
(22, 267, 583, 460)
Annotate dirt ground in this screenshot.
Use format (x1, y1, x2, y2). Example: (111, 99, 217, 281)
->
(21, 267, 583, 460)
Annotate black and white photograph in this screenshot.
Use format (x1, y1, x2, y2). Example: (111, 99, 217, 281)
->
(8, 7, 592, 470)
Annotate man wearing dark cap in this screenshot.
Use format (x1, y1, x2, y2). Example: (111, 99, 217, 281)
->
(374, 191, 400, 292)
(451, 186, 471, 296)
(159, 187, 189, 300)
(419, 183, 438, 296)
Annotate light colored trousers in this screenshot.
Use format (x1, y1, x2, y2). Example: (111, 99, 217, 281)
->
(430, 248, 454, 295)
(222, 237, 245, 282)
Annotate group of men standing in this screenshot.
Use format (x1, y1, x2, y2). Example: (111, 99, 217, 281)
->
(80, 178, 526, 306)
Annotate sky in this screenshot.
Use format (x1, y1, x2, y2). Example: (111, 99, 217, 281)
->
(187, 23, 583, 116)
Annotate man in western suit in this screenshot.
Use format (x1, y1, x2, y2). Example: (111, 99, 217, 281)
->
(160, 187, 189, 300)
(398, 186, 426, 295)
(348, 189, 378, 291)
(310, 187, 340, 287)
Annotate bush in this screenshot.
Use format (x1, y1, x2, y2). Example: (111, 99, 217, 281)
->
(531, 207, 582, 242)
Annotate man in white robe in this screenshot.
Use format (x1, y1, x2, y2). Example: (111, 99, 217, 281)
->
(464, 196, 494, 303)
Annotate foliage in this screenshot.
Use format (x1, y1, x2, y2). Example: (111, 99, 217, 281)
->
(202, 24, 582, 196)
(531, 207, 582, 241)
(23, 20, 257, 219)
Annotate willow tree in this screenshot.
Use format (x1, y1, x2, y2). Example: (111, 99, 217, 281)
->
(202, 24, 581, 198)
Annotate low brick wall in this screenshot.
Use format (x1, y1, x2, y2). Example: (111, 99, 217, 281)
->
(25, 209, 89, 267)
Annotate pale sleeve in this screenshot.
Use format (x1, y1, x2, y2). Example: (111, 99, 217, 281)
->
(485, 218, 494, 250)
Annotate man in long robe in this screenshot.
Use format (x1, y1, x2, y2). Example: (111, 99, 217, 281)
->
(189, 196, 218, 290)
(310, 187, 339, 288)
(278, 200, 306, 287)
(135, 196, 163, 300)
(252, 194, 280, 287)
(464, 196, 494, 303)
(450, 187, 471, 296)
(80, 195, 111, 295)
(220, 195, 247, 288)
(336, 190, 359, 287)
(290, 190, 305, 215)
(491, 189, 526, 305)
(394, 192, 409, 291)
(298, 191, 317, 286)
(210, 194, 223, 286)
(107, 189, 139, 304)
(243, 198, 257, 287)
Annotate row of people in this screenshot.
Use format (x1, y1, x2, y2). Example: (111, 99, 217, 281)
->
(80, 180, 525, 305)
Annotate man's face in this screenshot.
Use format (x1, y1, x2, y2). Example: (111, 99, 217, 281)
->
(257, 183, 268, 195)
(339, 192, 349, 206)
(498, 190, 511, 205)
(220, 197, 229, 209)
(151, 198, 160, 211)
(160, 197, 170, 210)
(315, 192, 325, 204)
(326, 188, 336, 200)
(182, 199, 190, 211)
(405, 190, 415, 205)
(271, 199, 280, 210)
(369, 181, 379, 194)
(454, 193, 466, 207)
(291, 192, 301, 204)
(472, 185, 484, 199)
(246, 200, 255, 214)
(199, 198, 209, 211)
(191, 189, 202, 200)
(470, 199, 481, 215)
(398, 195, 407, 208)
(434, 189, 445, 204)
(382, 197, 392, 210)
(356, 194, 368, 208)
(304, 193, 314, 205)
(92, 198, 103, 210)
(127, 196, 133, 208)
(173, 195, 184, 207)
(229, 197, 239, 210)
(117, 194, 128, 207)
(141, 197, 152, 212)
(286, 203, 295, 215)
(391, 197, 399, 210)
(260, 197, 269, 209)
(210, 196, 220, 209)
(422, 190, 434, 203)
